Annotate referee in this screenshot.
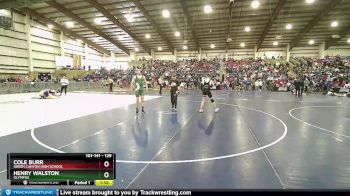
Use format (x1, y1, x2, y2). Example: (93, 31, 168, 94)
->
(169, 74, 180, 111)
(108, 77, 114, 92)
(60, 76, 69, 96)
(158, 76, 164, 95)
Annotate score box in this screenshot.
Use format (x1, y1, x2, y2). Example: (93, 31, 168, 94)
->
(7, 153, 116, 184)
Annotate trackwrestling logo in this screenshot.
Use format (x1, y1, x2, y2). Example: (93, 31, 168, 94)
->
(2, 188, 57, 196)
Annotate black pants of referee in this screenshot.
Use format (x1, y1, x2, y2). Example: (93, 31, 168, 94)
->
(109, 83, 113, 92)
(170, 91, 178, 109)
(296, 87, 303, 97)
(60, 85, 67, 95)
(159, 84, 163, 95)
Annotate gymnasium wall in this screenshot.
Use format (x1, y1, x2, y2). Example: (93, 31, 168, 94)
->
(1, 10, 349, 74)
(325, 45, 350, 57)
(290, 46, 318, 57)
(154, 52, 175, 61)
(116, 44, 350, 65)
(0, 12, 28, 75)
(0, 10, 105, 75)
(202, 50, 226, 59)
(177, 51, 199, 60)
(257, 47, 286, 58)
(227, 49, 255, 60)
(115, 54, 130, 70)
(30, 19, 60, 73)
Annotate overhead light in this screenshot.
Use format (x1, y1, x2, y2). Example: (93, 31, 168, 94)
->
(77, 39, 82, 43)
(135, 48, 139, 52)
(47, 24, 54, 29)
(162, 9, 170, 18)
(348, 38, 350, 43)
(332, 35, 340, 39)
(145, 34, 151, 39)
(118, 36, 123, 40)
(183, 45, 188, 50)
(65, 21, 74, 28)
(273, 41, 278, 46)
(204, 5, 213, 14)
(276, 35, 283, 39)
(94, 17, 103, 24)
(210, 44, 215, 49)
(158, 47, 162, 51)
(331, 21, 338, 27)
(308, 40, 315, 45)
(175, 31, 181, 37)
(251, 0, 260, 9)
(93, 37, 99, 42)
(244, 26, 251, 32)
(0, 9, 11, 16)
(124, 14, 134, 22)
(240, 43, 245, 48)
(286, 24, 292, 30)
(125, 8, 135, 22)
(306, 0, 315, 4)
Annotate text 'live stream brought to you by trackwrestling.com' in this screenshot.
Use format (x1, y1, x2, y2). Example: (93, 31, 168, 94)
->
(0, 189, 192, 196)
(59, 189, 192, 196)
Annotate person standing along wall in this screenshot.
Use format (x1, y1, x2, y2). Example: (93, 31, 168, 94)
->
(304, 77, 310, 94)
(158, 76, 164, 95)
(299, 78, 305, 97)
(108, 77, 114, 92)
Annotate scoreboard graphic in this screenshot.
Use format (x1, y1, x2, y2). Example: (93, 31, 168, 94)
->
(7, 153, 116, 186)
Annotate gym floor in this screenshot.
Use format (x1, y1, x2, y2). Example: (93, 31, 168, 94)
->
(0, 90, 349, 189)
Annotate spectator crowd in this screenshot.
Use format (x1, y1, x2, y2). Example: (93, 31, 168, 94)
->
(1, 55, 349, 96)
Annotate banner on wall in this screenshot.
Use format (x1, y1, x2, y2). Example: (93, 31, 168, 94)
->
(73, 54, 82, 69)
